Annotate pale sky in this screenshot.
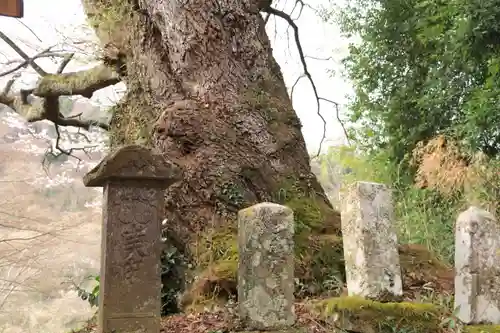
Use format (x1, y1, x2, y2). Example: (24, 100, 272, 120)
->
(0, 0, 354, 153)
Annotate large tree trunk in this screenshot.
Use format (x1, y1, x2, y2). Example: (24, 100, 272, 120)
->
(82, 0, 340, 303)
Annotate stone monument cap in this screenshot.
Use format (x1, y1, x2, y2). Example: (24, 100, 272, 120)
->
(83, 145, 182, 187)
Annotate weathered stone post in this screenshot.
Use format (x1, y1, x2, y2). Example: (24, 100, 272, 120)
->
(341, 181, 403, 299)
(83, 145, 181, 333)
(455, 206, 500, 324)
(238, 202, 295, 330)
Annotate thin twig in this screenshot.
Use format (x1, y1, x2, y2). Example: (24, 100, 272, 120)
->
(264, 6, 349, 155)
(0, 31, 48, 76)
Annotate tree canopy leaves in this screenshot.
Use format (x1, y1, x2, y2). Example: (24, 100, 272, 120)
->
(337, 0, 500, 164)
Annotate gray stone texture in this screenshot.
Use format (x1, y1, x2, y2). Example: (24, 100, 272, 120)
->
(455, 206, 500, 324)
(84, 145, 181, 333)
(341, 181, 403, 299)
(238, 202, 295, 330)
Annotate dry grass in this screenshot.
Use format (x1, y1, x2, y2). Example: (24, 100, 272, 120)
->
(412, 136, 470, 195)
(411, 135, 499, 216)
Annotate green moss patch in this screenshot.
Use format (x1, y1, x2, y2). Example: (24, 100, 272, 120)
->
(193, 228, 238, 265)
(274, 181, 325, 233)
(311, 295, 443, 333)
(464, 325, 500, 333)
(183, 190, 451, 310)
(83, 0, 135, 46)
(274, 178, 340, 234)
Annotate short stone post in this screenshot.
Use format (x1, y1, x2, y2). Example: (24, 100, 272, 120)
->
(341, 181, 403, 298)
(455, 206, 500, 324)
(238, 202, 295, 330)
(83, 145, 181, 333)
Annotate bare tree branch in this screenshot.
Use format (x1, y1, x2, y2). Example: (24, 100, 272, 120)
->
(14, 19, 44, 44)
(263, 5, 351, 155)
(0, 31, 118, 128)
(0, 31, 48, 76)
(0, 31, 119, 164)
(41, 123, 98, 173)
(0, 45, 118, 131)
(57, 53, 75, 74)
(290, 74, 305, 104)
(290, 0, 305, 20)
(34, 65, 119, 98)
(319, 97, 351, 145)
(0, 75, 112, 132)
(305, 55, 333, 61)
(1, 51, 74, 67)
(264, 12, 271, 24)
(0, 46, 53, 77)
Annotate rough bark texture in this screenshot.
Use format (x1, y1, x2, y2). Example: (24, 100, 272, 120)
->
(82, 0, 340, 273)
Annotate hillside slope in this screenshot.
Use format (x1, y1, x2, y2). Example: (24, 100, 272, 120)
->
(0, 104, 106, 333)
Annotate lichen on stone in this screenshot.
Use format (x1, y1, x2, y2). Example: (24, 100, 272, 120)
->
(237, 203, 295, 330)
(455, 206, 500, 325)
(273, 178, 335, 234)
(341, 181, 403, 299)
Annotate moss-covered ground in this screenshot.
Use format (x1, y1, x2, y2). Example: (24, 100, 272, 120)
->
(311, 295, 442, 333)
(463, 326, 500, 333)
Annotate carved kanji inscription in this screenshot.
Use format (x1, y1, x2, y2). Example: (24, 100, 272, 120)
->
(83, 145, 181, 333)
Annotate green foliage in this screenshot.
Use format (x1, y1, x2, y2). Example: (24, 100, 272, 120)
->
(318, 141, 499, 264)
(74, 275, 100, 308)
(317, 145, 393, 185)
(215, 181, 245, 214)
(395, 187, 458, 263)
(318, 0, 500, 265)
(160, 245, 187, 315)
(336, 0, 500, 164)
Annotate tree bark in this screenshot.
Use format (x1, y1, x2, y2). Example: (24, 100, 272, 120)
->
(82, 0, 340, 260)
